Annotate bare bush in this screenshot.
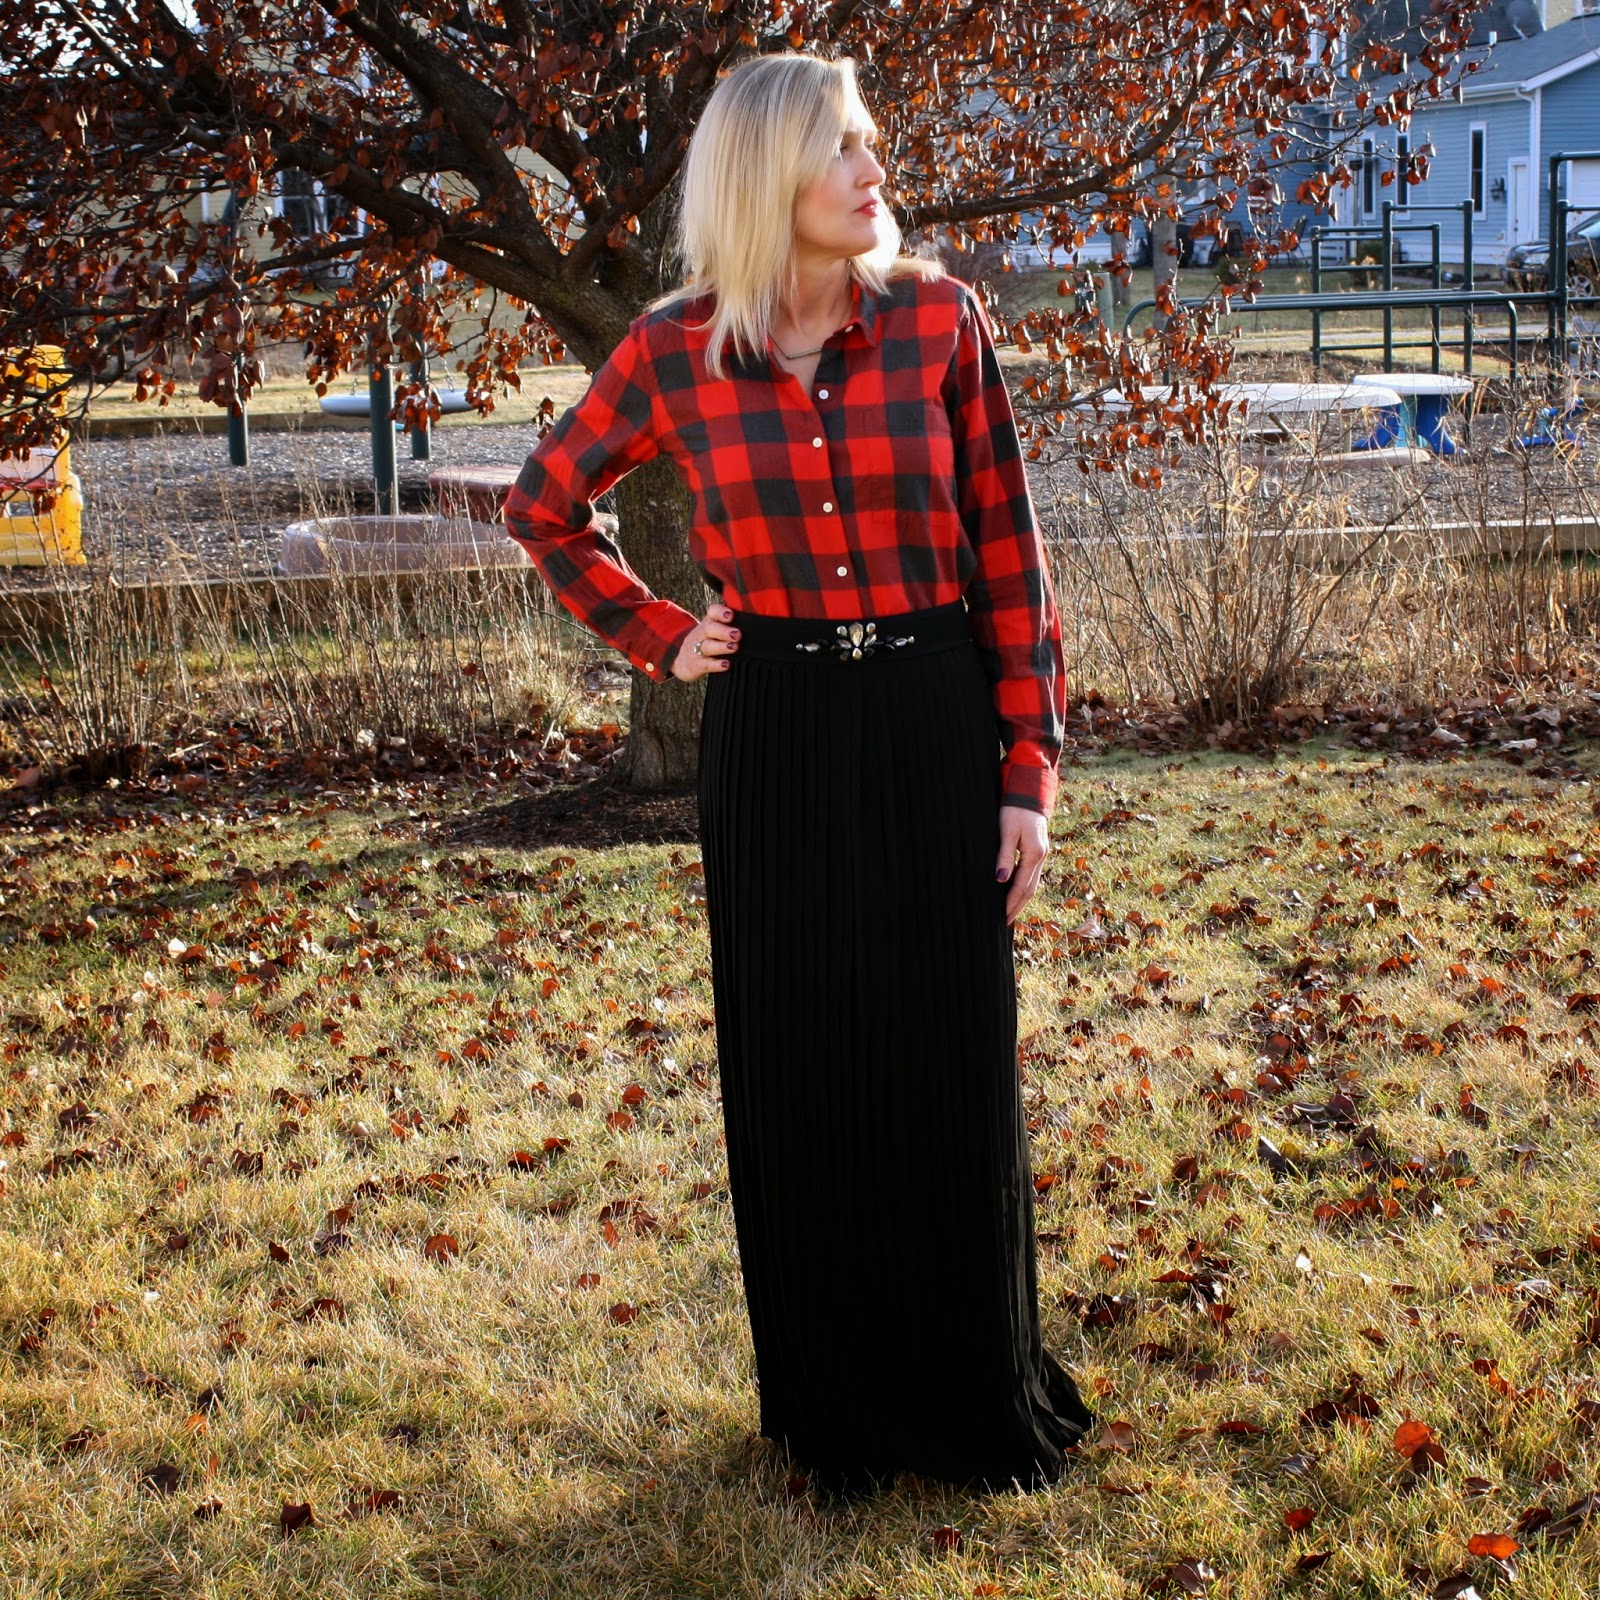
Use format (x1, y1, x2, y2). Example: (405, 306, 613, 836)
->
(0, 456, 590, 777)
(1043, 377, 1600, 721)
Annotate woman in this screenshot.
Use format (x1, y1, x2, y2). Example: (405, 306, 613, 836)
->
(504, 51, 1093, 1496)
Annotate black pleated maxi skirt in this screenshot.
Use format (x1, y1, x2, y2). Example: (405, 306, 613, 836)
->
(697, 600, 1094, 1493)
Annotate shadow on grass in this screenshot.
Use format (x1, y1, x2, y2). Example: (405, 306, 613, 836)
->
(441, 772, 701, 852)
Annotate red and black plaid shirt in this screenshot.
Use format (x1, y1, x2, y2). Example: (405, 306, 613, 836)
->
(503, 271, 1066, 815)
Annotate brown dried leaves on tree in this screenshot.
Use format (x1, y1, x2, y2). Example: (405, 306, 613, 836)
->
(0, 0, 1485, 458)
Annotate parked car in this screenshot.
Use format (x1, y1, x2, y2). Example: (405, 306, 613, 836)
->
(1503, 209, 1600, 297)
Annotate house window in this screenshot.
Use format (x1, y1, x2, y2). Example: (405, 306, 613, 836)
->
(1361, 137, 1377, 217)
(1470, 125, 1486, 214)
(1395, 132, 1411, 214)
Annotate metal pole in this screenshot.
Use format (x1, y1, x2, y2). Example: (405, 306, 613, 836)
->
(1310, 232, 1322, 371)
(226, 349, 249, 466)
(226, 403, 249, 467)
(1555, 196, 1571, 371)
(369, 353, 397, 518)
(407, 359, 431, 462)
(1381, 201, 1394, 370)
(1461, 200, 1475, 376)
(1429, 223, 1442, 373)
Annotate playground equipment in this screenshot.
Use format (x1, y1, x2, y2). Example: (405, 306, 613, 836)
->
(1124, 154, 1600, 383)
(0, 346, 85, 567)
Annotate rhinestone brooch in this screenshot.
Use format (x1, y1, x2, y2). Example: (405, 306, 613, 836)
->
(796, 621, 917, 661)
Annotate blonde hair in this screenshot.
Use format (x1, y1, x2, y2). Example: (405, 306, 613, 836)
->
(650, 52, 941, 377)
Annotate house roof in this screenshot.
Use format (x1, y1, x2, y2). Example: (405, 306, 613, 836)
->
(1355, 0, 1544, 52)
(1460, 15, 1600, 94)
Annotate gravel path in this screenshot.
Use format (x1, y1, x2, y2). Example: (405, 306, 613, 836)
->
(35, 419, 543, 587)
(6, 403, 1593, 590)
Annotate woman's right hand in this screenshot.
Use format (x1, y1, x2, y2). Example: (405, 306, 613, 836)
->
(671, 604, 741, 682)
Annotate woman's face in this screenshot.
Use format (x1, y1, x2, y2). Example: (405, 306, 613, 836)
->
(793, 123, 886, 263)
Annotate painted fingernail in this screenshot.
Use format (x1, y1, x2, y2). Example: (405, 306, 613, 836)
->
(729, 629, 740, 638)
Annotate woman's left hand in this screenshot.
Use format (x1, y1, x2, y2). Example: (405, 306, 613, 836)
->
(996, 805, 1049, 925)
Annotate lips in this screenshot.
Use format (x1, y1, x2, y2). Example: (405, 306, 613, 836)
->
(856, 200, 879, 216)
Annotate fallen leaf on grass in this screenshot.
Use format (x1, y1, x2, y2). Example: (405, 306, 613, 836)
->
(1428, 1576, 1482, 1600)
(279, 1501, 316, 1535)
(1152, 1556, 1216, 1595)
(422, 1232, 460, 1262)
(1466, 1532, 1517, 1561)
(1394, 1418, 1448, 1473)
(345, 1486, 402, 1517)
(1089, 1418, 1136, 1452)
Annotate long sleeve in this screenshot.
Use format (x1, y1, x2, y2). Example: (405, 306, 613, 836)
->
(942, 286, 1067, 817)
(503, 319, 699, 683)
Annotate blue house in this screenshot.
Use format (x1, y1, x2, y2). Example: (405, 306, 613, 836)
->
(1001, 6, 1599, 274)
(1339, 14, 1600, 265)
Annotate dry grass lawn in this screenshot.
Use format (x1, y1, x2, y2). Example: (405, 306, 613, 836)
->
(4, 742, 1600, 1598)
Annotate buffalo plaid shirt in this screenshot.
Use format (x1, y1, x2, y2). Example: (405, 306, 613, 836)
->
(503, 271, 1067, 815)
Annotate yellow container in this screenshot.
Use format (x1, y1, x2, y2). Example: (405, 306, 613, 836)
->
(0, 347, 84, 566)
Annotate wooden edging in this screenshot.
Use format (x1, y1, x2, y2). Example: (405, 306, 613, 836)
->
(1059, 515, 1600, 567)
(0, 516, 1594, 641)
(0, 562, 549, 641)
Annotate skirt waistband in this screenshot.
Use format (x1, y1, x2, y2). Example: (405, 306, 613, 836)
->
(728, 600, 971, 665)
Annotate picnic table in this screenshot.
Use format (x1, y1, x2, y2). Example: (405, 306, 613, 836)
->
(1077, 380, 1417, 466)
(1349, 372, 1475, 456)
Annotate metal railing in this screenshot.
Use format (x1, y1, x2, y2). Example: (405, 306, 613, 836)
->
(1120, 160, 1600, 376)
(1121, 288, 1541, 376)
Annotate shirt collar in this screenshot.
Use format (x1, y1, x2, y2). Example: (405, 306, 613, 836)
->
(844, 273, 881, 347)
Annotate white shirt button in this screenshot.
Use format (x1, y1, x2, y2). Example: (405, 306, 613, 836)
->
(645, 663, 655, 673)
(817, 389, 829, 400)
(836, 565, 849, 577)
(822, 501, 834, 513)
(812, 436, 823, 448)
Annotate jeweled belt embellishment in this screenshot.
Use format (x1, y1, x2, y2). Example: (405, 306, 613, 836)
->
(795, 621, 918, 662)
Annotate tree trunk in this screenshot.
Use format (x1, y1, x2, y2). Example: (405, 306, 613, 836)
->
(611, 453, 711, 789)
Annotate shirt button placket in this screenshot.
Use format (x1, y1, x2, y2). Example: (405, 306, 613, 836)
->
(807, 371, 849, 592)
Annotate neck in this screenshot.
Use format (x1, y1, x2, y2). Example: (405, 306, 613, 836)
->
(783, 255, 852, 334)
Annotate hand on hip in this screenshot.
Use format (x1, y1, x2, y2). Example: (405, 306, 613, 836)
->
(672, 604, 742, 682)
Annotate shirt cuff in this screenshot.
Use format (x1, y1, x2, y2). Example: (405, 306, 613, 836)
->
(615, 607, 699, 683)
(1000, 758, 1058, 818)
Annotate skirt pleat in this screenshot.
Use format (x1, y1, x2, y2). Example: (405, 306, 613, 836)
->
(698, 612, 1094, 1491)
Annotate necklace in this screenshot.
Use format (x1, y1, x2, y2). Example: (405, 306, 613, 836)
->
(774, 289, 853, 362)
